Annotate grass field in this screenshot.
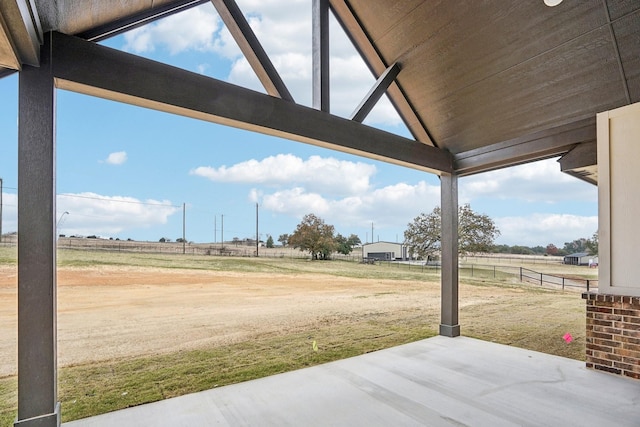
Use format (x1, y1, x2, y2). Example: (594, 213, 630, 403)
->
(0, 247, 589, 425)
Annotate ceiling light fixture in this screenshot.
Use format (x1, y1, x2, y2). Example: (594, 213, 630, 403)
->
(544, 0, 563, 6)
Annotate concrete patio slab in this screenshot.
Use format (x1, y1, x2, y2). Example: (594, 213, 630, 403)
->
(64, 336, 640, 426)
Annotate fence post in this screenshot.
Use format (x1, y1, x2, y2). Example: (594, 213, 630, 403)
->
(520, 267, 522, 282)
(562, 277, 565, 290)
(587, 280, 590, 292)
(471, 264, 474, 277)
(493, 265, 496, 278)
(540, 272, 543, 286)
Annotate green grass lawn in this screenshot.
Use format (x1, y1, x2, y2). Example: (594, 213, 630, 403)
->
(0, 248, 588, 425)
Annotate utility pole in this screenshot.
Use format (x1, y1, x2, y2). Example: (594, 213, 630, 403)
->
(0, 177, 3, 243)
(371, 222, 374, 244)
(221, 214, 224, 248)
(182, 203, 186, 254)
(256, 203, 259, 257)
(214, 215, 217, 245)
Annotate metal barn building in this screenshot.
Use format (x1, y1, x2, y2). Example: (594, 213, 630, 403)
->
(363, 242, 408, 261)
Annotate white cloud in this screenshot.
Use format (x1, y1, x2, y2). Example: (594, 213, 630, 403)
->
(260, 180, 440, 230)
(56, 193, 179, 237)
(120, 1, 402, 126)
(103, 151, 128, 165)
(0, 192, 17, 234)
(191, 154, 376, 195)
(123, 6, 221, 55)
(460, 158, 597, 204)
(495, 213, 598, 247)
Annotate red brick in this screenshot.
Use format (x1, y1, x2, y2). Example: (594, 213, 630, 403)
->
(618, 335, 640, 346)
(596, 339, 621, 348)
(593, 325, 619, 335)
(594, 364, 622, 375)
(621, 358, 640, 371)
(615, 309, 639, 316)
(590, 318, 613, 327)
(588, 306, 613, 314)
(614, 361, 636, 371)
(622, 329, 640, 338)
(587, 356, 613, 367)
(586, 343, 612, 353)
(614, 348, 640, 359)
(595, 313, 623, 322)
(623, 371, 640, 380)
(624, 316, 640, 325)
(619, 322, 640, 331)
(590, 331, 613, 340)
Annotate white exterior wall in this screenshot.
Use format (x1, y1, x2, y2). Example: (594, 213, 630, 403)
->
(364, 242, 404, 259)
(597, 102, 640, 296)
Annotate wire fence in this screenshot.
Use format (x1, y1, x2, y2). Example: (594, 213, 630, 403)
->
(372, 260, 597, 292)
(4, 238, 598, 291)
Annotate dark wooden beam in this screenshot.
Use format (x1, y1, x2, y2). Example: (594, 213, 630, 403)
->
(350, 62, 400, 123)
(51, 32, 453, 174)
(210, 0, 294, 102)
(329, 0, 435, 146)
(454, 118, 596, 176)
(312, 0, 329, 112)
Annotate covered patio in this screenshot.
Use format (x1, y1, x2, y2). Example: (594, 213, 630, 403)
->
(2, 0, 640, 425)
(64, 337, 640, 427)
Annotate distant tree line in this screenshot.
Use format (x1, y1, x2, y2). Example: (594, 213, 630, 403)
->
(494, 231, 598, 257)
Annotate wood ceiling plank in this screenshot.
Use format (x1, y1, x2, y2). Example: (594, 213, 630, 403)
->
(415, 26, 625, 153)
(612, 10, 640, 102)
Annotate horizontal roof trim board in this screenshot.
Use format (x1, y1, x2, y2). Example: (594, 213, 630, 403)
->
(453, 118, 596, 176)
(51, 32, 453, 174)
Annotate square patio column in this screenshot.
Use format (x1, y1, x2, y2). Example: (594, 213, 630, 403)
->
(440, 173, 460, 337)
(15, 32, 60, 427)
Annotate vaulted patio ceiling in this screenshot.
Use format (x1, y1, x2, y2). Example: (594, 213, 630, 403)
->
(2, 0, 639, 182)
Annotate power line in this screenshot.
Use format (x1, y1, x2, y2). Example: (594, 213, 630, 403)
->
(57, 193, 182, 208)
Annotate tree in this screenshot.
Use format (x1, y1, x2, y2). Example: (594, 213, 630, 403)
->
(404, 204, 500, 259)
(335, 233, 361, 255)
(586, 231, 598, 255)
(266, 235, 274, 248)
(563, 237, 589, 254)
(404, 207, 442, 260)
(546, 243, 559, 256)
(458, 204, 500, 255)
(288, 213, 336, 260)
(278, 233, 289, 247)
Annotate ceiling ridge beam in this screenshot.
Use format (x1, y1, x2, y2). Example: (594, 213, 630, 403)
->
(329, 0, 435, 146)
(77, 0, 210, 42)
(350, 62, 400, 123)
(211, 0, 293, 102)
(601, 0, 631, 104)
(51, 32, 453, 175)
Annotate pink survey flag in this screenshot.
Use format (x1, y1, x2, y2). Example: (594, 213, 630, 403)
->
(563, 333, 573, 343)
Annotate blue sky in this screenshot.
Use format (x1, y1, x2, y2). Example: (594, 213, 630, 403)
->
(0, 0, 597, 247)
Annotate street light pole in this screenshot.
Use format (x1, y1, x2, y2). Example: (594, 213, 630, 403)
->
(56, 211, 69, 230)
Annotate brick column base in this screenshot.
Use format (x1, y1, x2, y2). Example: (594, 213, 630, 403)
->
(582, 293, 640, 379)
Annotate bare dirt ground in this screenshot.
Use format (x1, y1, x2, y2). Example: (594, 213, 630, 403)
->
(0, 265, 444, 377)
(0, 263, 584, 379)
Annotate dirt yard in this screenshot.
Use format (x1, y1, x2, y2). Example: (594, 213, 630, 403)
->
(0, 263, 585, 379)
